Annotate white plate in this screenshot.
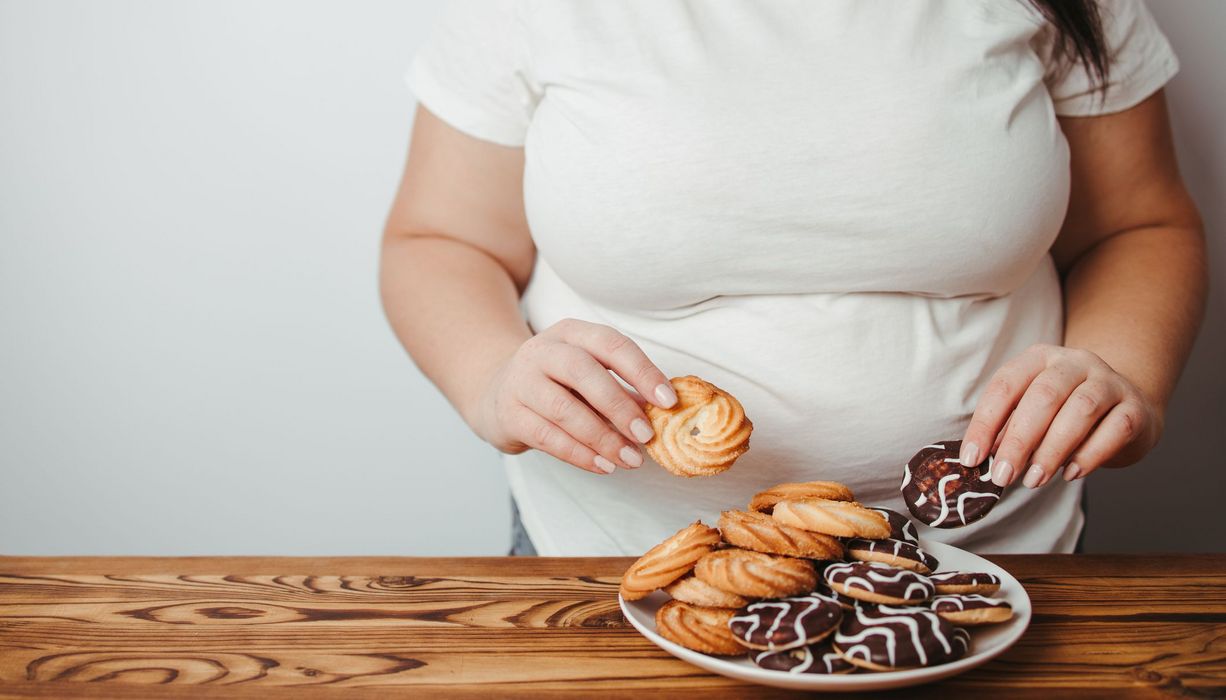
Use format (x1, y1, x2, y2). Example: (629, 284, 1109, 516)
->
(620, 540, 1030, 692)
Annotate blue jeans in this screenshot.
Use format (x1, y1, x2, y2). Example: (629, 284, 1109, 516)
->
(509, 498, 538, 556)
(509, 489, 1088, 555)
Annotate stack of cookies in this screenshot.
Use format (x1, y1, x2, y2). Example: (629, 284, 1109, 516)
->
(619, 480, 1014, 674)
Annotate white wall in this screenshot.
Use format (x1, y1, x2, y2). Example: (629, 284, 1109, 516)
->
(0, 0, 511, 555)
(1082, 1, 1226, 552)
(0, 1, 1221, 556)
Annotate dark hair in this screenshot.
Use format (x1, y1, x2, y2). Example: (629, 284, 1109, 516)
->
(1028, 0, 1109, 85)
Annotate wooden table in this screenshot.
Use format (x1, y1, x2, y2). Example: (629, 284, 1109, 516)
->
(0, 555, 1222, 698)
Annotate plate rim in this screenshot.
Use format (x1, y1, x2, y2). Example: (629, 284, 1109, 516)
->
(619, 540, 1031, 691)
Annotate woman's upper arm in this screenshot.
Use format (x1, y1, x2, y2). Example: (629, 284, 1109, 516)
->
(383, 105, 535, 289)
(1051, 90, 1202, 272)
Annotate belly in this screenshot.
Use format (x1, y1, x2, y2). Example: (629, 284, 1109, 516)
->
(521, 254, 1064, 505)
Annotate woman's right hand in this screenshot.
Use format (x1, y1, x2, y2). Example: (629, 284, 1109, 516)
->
(465, 318, 678, 474)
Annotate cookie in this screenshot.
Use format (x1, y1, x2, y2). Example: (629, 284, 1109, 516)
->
(930, 594, 1014, 626)
(928, 571, 1002, 596)
(824, 561, 935, 605)
(694, 548, 817, 599)
(655, 600, 744, 655)
(751, 639, 855, 675)
(834, 605, 971, 671)
(619, 521, 721, 601)
(866, 507, 920, 545)
(644, 375, 753, 477)
(719, 509, 844, 560)
(663, 574, 750, 608)
(729, 594, 843, 651)
(845, 537, 940, 574)
(901, 440, 1003, 528)
(813, 583, 857, 610)
(749, 481, 854, 513)
(771, 499, 891, 539)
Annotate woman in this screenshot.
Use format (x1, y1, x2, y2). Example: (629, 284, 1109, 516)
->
(380, 1, 1205, 556)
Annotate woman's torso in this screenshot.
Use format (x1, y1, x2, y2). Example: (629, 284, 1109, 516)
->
(506, 0, 1084, 555)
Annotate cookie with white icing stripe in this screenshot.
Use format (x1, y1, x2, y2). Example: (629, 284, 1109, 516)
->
(813, 582, 857, 610)
(930, 594, 1013, 626)
(866, 507, 920, 545)
(928, 571, 1002, 595)
(728, 594, 843, 651)
(751, 638, 855, 675)
(834, 604, 971, 671)
(823, 561, 935, 605)
(845, 537, 940, 574)
(901, 440, 1004, 528)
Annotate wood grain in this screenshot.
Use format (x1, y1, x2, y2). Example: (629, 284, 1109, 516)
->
(0, 555, 1223, 698)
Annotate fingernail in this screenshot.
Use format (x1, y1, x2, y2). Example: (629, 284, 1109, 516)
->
(619, 445, 643, 468)
(1064, 463, 1082, 481)
(594, 455, 617, 474)
(960, 441, 980, 467)
(991, 460, 1014, 487)
(630, 418, 654, 443)
(1023, 464, 1045, 489)
(654, 383, 678, 408)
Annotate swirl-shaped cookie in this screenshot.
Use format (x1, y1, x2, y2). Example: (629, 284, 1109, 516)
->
(619, 521, 721, 601)
(655, 600, 744, 655)
(771, 499, 891, 539)
(644, 376, 753, 477)
(662, 574, 750, 609)
(694, 549, 817, 599)
(718, 510, 844, 560)
(748, 481, 854, 513)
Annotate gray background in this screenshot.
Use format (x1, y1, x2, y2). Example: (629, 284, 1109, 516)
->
(1, 1, 1221, 556)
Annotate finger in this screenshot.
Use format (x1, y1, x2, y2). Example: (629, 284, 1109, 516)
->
(514, 406, 616, 475)
(542, 342, 655, 448)
(993, 365, 1086, 487)
(525, 379, 643, 469)
(961, 348, 1049, 469)
(1028, 380, 1119, 486)
(554, 319, 676, 409)
(1064, 400, 1147, 481)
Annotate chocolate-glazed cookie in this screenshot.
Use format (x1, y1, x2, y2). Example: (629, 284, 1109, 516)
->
(845, 538, 940, 574)
(813, 582, 857, 610)
(751, 638, 855, 675)
(824, 561, 935, 605)
(834, 605, 971, 671)
(729, 594, 843, 651)
(928, 571, 1002, 595)
(901, 440, 1004, 528)
(930, 594, 1013, 626)
(866, 507, 919, 545)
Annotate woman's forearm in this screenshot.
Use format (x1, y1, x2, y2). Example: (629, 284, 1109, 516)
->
(379, 234, 532, 424)
(1061, 223, 1207, 417)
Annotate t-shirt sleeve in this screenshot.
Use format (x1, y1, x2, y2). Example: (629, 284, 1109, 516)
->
(407, 0, 539, 146)
(1037, 0, 1179, 117)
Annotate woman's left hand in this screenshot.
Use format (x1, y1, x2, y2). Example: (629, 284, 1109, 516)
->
(959, 343, 1164, 488)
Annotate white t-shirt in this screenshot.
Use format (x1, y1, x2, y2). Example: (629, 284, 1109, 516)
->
(408, 0, 1178, 555)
